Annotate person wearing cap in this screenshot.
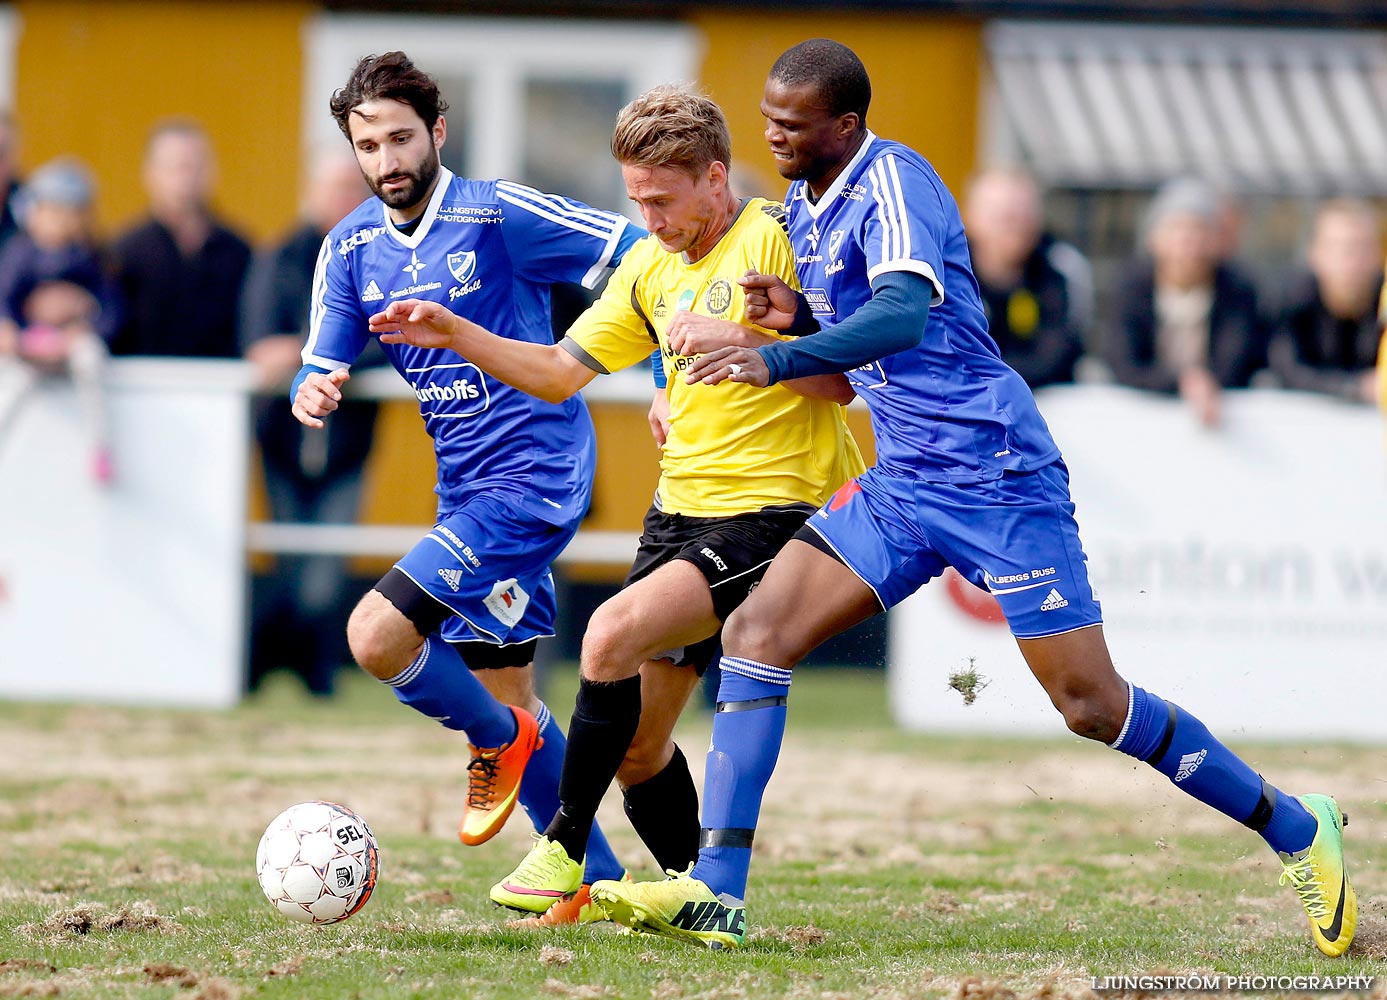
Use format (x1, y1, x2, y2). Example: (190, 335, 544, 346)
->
(1107, 176, 1266, 428)
(0, 156, 122, 484)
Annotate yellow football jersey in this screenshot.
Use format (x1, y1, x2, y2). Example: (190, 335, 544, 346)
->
(563, 198, 864, 516)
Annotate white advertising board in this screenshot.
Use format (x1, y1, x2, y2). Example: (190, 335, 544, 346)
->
(0, 359, 252, 709)
(889, 386, 1387, 741)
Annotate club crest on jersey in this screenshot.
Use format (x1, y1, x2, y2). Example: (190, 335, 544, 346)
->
(447, 251, 477, 284)
(828, 229, 846, 259)
(446, 250, 483, 300)
(484, 578, 530, 627)
(704, 279, 733, 316)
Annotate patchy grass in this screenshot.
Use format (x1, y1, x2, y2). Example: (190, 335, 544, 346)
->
(0, 667, 1383, 998)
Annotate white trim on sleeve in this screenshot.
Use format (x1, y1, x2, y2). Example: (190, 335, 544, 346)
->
(866, 259, 945, 307)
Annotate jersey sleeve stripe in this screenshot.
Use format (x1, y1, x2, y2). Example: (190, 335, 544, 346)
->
(883, 154, 913, 260)
(580, 219, 631, 289)
(868, 155, 908, 263)
(496, 181, 622, 237)
(496, 179, 619, 226)
(498, 188, 618, 241)
(303, 235, 334, 365)
(867, 159, 898, 260)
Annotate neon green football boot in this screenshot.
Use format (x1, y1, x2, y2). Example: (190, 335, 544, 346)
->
(591, 869, 746, 950)
(1278, 794, 1356, 957)
(489, 834, 582, 914)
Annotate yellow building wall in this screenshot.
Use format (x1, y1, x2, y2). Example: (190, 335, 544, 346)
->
(692, 12, 983, 199)
(35, 5, 965, 580)
(13, 0, 310, 244)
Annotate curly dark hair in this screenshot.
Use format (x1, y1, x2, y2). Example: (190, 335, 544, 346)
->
(330, 51, 449, 139)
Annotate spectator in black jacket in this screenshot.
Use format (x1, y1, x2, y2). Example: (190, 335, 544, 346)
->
(110, 119, 251, 358)
(964, 166, 1091, 388)
(1108, 177, 1265, 428)
(241, 149, 380, 696)
(1269, 199, 1382, 407)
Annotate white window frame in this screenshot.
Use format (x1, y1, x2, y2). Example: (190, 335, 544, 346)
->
(0, 5, 20, 111)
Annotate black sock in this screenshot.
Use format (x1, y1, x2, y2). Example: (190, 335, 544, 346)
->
(544, 674, 642, 861)
(622, 743, 700, 874)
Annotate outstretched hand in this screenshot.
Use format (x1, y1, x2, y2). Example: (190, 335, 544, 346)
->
(369, 299, 462, 350)
(682, 345, 770, 387)
(739, 270, 799, 330)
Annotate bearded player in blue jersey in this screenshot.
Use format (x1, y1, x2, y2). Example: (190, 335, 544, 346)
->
(593, 39, 1355, 957)
(291, 52, 634, 895)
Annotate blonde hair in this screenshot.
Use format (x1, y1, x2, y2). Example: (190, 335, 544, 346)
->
(611, 84, 731, 176)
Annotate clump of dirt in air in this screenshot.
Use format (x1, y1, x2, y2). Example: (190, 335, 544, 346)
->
(948, 659, 990, 706)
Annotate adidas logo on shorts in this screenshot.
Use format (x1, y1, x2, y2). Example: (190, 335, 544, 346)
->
(1039, 587, 1069, 611)
(438, 568, 464, 592)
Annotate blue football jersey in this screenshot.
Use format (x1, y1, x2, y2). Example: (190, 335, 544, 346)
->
(305, 167, 636, 524)
(788, 132, 1060, 483)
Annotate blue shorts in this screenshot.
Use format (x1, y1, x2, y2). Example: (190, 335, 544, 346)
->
(802, 460, 1102, 639)
(394, 492, 575, 646)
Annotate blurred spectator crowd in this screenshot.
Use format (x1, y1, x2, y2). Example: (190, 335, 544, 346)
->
(961, 166, 1386, 429)
(1, 114, 1384, 695)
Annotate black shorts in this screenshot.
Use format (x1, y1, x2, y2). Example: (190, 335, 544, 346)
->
(623, 502, 815, 673)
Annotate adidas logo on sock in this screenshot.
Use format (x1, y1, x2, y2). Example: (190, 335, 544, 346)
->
(361, 279, 384, 302)
(1039, 587, 1069, 611)
(438, 567, 464, 592)
(1174, 748, 1207, 782)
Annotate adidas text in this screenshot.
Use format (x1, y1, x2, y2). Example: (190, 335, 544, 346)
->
(1174, 749, 1206, 782)
(1039, 588, 1069, 611)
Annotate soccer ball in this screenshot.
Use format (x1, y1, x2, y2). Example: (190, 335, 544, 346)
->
(256, 800, 380, 924)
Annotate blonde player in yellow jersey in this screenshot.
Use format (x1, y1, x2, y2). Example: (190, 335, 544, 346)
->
(370, 84, 863, 925)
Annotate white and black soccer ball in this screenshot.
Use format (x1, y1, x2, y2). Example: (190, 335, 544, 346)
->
(256, 800, 380, 925)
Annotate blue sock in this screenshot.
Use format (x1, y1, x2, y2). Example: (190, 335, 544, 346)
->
(1112, 684, 1317, 855)
(690, 656, 791, 901)
(519, 702, 625, 883)
(381, 637, 516, 748)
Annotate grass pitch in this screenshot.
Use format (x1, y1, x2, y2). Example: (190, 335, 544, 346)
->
(1, 667, 1384, 999)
